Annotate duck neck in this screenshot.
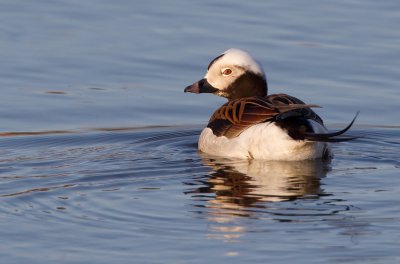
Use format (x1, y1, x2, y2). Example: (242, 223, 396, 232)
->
(225, 72, 268, 101)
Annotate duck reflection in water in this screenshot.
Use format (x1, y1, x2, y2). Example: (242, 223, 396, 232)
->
(185, 154, 330, 241)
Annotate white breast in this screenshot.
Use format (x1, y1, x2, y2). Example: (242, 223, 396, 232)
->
(198, 121, 330, 161)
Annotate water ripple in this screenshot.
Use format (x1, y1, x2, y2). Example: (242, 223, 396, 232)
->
(0, 125, 399, 262)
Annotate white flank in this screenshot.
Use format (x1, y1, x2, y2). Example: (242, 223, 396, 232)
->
(198, 121, 330, 161)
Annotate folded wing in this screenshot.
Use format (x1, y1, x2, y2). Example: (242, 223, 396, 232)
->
(207, 94, 357, 142)
(207, 94, 320, 138)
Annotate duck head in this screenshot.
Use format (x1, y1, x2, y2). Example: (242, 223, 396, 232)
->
(184, 49, 268, 100)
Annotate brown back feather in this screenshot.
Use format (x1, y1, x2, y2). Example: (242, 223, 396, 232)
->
(207, 94, 323, 138)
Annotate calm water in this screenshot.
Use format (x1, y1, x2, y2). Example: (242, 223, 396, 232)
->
(1, 1, 399, 263)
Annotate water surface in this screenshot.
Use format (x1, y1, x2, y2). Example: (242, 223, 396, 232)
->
(0, 1, 399, 263)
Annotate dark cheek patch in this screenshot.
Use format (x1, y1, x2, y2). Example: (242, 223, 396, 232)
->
(225, 71, 267, 100)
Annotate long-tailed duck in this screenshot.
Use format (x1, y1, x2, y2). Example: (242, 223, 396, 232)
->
(184, 48, 357, 161)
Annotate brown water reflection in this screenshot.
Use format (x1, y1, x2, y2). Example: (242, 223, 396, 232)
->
(186, 155, 330, 240)
(0, 125, 176, 137)
(195, 154, 329, 203)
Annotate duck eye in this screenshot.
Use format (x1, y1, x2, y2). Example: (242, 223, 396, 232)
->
(222, 68, 232, 76)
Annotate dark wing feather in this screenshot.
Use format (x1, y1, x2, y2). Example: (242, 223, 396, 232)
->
(207, 96, 319, 138)
(207, 94, 358, 142)
(267, 94, 324, 125)
(268, 94, 359, 141)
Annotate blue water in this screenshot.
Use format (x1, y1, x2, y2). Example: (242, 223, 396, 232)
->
(0, 1, 399, 263)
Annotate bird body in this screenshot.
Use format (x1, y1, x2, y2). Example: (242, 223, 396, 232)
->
(184, 48, 356, 161)
(199, 120, 329, 161)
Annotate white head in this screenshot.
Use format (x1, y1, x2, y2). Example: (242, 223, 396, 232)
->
(207, 48, 265, 78)
(185, 49, 268, 100)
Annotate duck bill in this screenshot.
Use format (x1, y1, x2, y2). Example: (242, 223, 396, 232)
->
(184, 78, 219, 94)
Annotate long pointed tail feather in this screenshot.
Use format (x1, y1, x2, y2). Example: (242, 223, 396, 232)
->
(304, 111, 359, 142)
